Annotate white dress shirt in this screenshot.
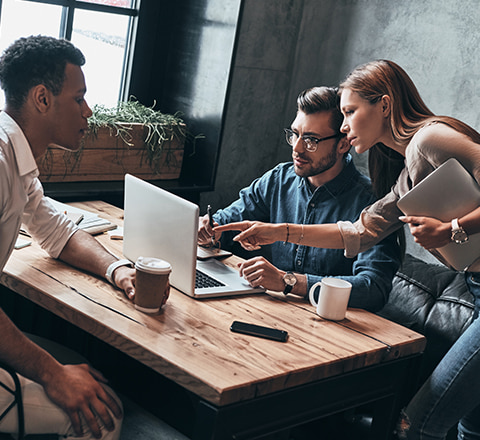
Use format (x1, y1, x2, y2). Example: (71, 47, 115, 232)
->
(0, 111, 77, 273)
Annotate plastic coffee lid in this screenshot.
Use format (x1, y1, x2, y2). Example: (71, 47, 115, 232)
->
(135, 256, 171, 274)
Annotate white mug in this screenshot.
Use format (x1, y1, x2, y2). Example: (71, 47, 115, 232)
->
(309, 278, 352, 321)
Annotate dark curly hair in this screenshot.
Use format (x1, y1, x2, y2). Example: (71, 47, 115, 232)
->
(0, 35, 85, 110)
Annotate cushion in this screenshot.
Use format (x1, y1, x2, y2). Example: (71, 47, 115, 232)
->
(378, 253, 474, 382)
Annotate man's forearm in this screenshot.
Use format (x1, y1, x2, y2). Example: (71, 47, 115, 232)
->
(0, 308, 61, 385)
(59, 230, 136, 298)
(58, 230, 117, 279)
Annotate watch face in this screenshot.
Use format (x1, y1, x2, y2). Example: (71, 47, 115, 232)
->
(284, 273, 297, 286)
(453, 230, 468, 243)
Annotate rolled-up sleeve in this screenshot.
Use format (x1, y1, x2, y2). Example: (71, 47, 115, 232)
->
(21, 175, 78, 258)
(337, 220, 361, 258)
(337, 170, 409, 258)
(339, 123, 480, 261)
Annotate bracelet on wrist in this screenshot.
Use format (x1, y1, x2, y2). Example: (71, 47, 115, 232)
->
(284, 223, 290, 244)
(298, 224, 304, 244)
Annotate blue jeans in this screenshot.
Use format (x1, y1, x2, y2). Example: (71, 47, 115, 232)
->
(400, 272, 480, 440)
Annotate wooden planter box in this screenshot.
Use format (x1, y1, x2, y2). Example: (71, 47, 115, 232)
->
(37, 123, 185, 182)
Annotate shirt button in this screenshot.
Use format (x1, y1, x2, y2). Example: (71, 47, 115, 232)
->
(297, 260, 301, 266)
(310, 203, 315, 208)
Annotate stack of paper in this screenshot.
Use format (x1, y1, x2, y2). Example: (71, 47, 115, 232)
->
(47, 197, 117, 235)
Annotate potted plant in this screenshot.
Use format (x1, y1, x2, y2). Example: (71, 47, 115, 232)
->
(37, 99, 192, 182)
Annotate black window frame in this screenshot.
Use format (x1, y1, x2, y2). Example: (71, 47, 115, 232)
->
(0, 0, 140, 102)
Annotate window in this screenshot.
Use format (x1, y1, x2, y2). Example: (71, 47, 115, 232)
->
(0, 0, 139, 106)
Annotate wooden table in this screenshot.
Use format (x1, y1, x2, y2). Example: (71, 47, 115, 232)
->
(1, 201, 426, 440)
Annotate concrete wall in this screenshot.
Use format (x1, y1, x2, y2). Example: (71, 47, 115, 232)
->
(200, 0, 480, 263)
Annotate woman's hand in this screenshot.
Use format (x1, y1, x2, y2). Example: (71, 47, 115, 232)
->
(214, 221, 285, 251)
(399, 215, 451, 250)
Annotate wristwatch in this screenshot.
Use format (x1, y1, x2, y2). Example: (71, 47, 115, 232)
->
(283, 271, 297, 295)
(451, 218, 469, 244)
(105, 259, 133, 287)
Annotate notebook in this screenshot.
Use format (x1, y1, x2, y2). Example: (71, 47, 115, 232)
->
(123, 174, 265, 298)
(397, 158, 480, 271)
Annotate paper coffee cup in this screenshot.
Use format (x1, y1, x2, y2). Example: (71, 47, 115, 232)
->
(134, 256, 171, 313)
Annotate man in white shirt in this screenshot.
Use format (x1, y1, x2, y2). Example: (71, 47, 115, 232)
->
(0, 35, 143, 439)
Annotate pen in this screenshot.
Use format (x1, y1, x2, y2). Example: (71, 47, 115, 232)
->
(207, 205, 214, 228)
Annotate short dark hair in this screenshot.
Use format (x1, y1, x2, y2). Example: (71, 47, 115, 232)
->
(296, 86, 343, 133)
(0, 35, 85, 110)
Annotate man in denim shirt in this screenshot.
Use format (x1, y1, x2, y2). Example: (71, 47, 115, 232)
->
(198, 87, 401, 311)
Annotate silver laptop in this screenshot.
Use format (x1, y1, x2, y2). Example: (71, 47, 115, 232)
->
(123, 174, 265, 298)
(397, 158, 480, 271)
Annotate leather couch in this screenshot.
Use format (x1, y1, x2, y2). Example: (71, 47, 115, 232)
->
(378, 252, 475, 384)
(299, 253, 473, 439)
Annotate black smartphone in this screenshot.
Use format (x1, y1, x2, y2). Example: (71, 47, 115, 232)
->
(230, 321, 288, 342)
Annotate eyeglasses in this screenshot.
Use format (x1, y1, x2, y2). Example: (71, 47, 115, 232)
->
(284, 128, 343, 152)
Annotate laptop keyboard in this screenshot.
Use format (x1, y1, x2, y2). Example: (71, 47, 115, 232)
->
(195, 269, 225, 289)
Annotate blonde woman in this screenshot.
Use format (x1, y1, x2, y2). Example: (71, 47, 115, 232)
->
(216, 60, 480, 439)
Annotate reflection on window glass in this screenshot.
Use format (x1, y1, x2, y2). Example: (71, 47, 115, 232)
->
(72, 9, 130, 106)
(0, 0, 62, 54)
(0, 0, 133, 107)
(79, 0, 133, 8)
(0, 0, 63, 106)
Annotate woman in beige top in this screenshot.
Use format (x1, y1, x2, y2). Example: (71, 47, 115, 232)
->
(216, 60, 480, 439)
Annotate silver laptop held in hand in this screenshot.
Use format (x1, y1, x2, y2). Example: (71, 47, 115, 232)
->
(397, 158, 480, 271)
(123, 174, 265, 298)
